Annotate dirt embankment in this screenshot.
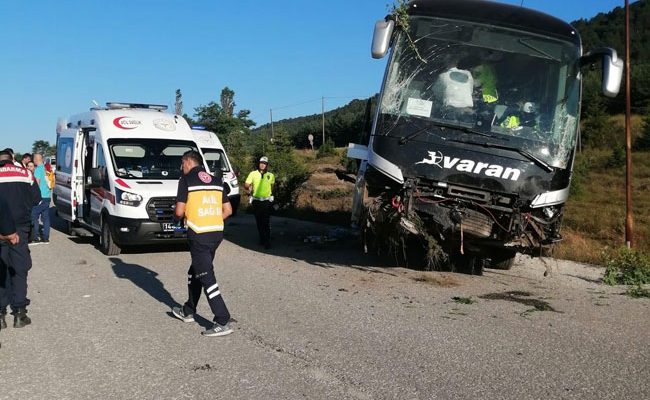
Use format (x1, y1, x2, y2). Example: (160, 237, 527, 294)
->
(295, 163, 354, 213)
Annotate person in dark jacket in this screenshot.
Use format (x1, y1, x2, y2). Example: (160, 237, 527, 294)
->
(0, 150, 41, 328)
(171, 150, 234, 337)
(0, 195, 18, 335)
(0, 196, 18, 245)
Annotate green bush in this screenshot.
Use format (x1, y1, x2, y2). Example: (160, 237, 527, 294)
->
(605, 145, 626, 168)
(570, 155, 592, 197)
(339, 152, 358, 174)
(582, 97, 622, 149)
(627, 286, 650, 298)
(602, 247, 650, 286)
(317, 137, 337, 158)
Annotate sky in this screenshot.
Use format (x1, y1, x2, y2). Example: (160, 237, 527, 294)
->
(0, 0, 633, 153)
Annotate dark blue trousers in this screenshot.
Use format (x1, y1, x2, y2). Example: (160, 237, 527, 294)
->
(183, 230, 230, 325)
(0, 226, 32, 312)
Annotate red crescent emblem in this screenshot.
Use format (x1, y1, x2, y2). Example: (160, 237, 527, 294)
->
(198, 171, 212, 183)
(113, 116, 139, 130)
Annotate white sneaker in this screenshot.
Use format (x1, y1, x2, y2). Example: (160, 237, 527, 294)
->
(201, 322, 233, 337)
(171, 306, 195, 323)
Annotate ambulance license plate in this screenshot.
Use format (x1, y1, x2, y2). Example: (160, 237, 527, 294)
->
(162, 223, 174, 232)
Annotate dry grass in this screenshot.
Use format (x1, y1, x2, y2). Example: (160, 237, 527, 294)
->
(411, 272, 460, 287)
(293, 148, 354, 214)
(608, 114, 643, 138)
(559, 147, 650, 263)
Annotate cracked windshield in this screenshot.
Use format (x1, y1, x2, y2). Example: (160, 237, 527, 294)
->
(379, 16, 581, 169)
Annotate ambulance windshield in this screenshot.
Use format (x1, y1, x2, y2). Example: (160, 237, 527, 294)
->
(108, 139, 197, 180)
(201, 148, 230, 174)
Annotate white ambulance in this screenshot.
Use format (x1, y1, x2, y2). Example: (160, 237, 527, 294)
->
(54, 102, 204, 255)
(191, 128, 240, 213)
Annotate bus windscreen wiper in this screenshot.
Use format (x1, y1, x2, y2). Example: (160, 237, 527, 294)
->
(449, 139, 553, 172)
(398, 126, 429, 145)
(399, 117, 500, 145)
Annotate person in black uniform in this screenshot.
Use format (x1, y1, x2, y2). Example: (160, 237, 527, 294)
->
(0, 196, 18, 245)
(0, 150, 41, 328)
(171, 150, 234, 337)
(0, 195, 18, 334)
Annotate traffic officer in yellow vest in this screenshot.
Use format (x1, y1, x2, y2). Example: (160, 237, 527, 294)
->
(244, 156, 275, 249)
(171, 150, 233, 337)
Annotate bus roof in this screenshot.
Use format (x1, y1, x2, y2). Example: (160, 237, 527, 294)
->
(406, 0, 580, 47)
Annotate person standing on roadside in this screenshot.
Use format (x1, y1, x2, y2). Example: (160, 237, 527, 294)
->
(0, 195, 18, 336)
(171, 150, 234, 337)
(0, 150, 41, 329)
(21, 153, 32, 169)
(30, 154, 52, 245)
(0, 196, 18, 245)
(244, 156, 275, 249)
(3, 148, 22, 168)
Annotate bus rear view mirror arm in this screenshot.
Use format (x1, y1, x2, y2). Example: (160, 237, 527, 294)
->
(580, 47, 623, 98)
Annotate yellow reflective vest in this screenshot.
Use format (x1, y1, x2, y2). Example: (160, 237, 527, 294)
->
(177, 167, 229, 233)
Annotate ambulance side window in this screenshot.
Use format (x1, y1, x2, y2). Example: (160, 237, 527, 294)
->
(57, 138, 74, 174)
(96, 145, 110, 190)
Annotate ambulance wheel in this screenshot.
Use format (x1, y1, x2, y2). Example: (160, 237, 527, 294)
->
(100, 220, 121, 256)
(67, 221, 78, 237)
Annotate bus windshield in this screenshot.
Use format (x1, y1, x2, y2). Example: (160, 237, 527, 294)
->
(378, 16, 582, 169)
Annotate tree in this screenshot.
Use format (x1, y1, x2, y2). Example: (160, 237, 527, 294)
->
(32, 140, 51, 156)
(223, 129, 251, 175)
(194, 87, 255, 138)
(175, 89, 183, 115)
(220, 87, 235, 118)
(581, 96, 617, 148)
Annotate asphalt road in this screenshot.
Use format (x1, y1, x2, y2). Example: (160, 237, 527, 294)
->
(0, 212, 648, 399)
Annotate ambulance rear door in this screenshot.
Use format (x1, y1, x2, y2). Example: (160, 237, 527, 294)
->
(54, 128, 85, 222)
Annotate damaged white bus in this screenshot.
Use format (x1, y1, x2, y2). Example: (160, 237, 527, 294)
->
(348, 0, 623, 272)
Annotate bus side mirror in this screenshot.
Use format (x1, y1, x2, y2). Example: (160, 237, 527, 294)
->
(371, 19, 394, 59)
(90, 167, 103, 187)
(581, 47, 623, 98)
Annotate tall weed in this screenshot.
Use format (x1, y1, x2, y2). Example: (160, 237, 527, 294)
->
(602, 247, 650, 286)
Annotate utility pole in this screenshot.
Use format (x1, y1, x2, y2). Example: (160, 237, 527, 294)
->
(624, 0, 634, 248)
(321, 96, 325, 145)
(269, 108, 274, 138)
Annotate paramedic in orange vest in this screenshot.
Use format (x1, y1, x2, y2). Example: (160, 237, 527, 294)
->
(244, 156, 275, 249)
(171, 150, 233, 337)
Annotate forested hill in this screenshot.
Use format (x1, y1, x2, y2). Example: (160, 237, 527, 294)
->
(572, 0, 650, 113)
(256, 0, 649, 147)
(254, 97, 376, 148)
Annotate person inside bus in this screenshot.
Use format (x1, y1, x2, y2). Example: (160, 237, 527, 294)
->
(455, 53, 501, 128)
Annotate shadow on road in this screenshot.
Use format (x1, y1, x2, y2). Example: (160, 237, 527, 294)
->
(223, 213, 398, 273)
(109, 257, 214, 328)
(109, 257, 177, 309)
